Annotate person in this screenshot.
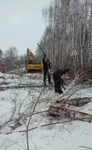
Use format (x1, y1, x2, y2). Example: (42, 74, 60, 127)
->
(42, 54, 51, 86)
(53, 68, 69, 94)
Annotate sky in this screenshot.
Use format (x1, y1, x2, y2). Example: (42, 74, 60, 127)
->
(0, 0, 51, 55)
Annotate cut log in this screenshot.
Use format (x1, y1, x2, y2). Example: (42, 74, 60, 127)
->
(0, 84, 54, 91)
(56, 97, 92, 106)
(65, 97, 91, 106)
(47, 105, 92, 122)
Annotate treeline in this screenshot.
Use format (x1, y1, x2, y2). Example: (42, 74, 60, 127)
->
(36, 0, 92, 70)
(0, 47, 26, 69)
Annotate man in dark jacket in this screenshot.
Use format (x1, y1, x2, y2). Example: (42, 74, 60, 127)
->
(53, 69, 69, 94)
(43, 54, 51, 85)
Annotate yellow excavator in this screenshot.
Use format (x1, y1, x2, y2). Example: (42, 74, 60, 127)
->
(26, 48, 43, 72)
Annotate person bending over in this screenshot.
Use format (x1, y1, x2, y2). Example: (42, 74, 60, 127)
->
(53, 68, 69, 94)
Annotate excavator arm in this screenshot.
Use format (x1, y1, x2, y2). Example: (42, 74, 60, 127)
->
(27, 48, 35, 63)
(26, 48, 43, 72)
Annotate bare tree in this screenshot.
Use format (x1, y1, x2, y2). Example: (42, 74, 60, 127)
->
(0, 49, 3, 59)
(4, 46, 18, 66)
(35, 0, 92, 73)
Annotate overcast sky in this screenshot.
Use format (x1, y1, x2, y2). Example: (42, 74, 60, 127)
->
(0, 0, 51, 55)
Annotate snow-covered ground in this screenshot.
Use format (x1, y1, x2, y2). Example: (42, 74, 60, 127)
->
(0, 70, 92, 150)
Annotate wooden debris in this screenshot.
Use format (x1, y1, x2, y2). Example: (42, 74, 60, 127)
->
(47, 105, 92, 122)
(0, 87, 5, 91)
(56, 97, 92, 106)
(65, 97, 91, 106)
(0, 84, 44, 91)
(0, 84, 54, 91)
(0, 76, 5, 79)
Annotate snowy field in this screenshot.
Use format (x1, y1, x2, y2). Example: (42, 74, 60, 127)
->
(0, 70, 92, 150)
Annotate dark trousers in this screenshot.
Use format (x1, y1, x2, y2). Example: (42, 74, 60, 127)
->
(54, 80, 63, 94)
(43, 71, 51, 85)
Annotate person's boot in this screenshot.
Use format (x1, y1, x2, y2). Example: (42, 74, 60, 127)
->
(59, 90, 63, 94)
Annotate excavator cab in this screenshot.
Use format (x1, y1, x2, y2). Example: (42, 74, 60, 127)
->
(26, 48, 43, 72)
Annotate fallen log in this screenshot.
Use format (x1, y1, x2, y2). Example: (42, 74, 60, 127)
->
(0, 87, 5, 91)
(56, 97, 92, 107)
(0, 84, 45, 90)
(47, 105, 92, 122)
(0, 84, 54, 91)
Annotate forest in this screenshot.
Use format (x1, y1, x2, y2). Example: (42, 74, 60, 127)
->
(36, 0, 92, 71)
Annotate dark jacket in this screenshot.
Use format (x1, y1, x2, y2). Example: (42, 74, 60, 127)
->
(43, 55, 51, 73)
(53, 69, 69, 94)
(53, 69, 69, 82)
(43, 56, 47, 71)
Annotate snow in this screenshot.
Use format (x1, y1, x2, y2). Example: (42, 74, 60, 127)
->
(0, 70, 92, 150)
